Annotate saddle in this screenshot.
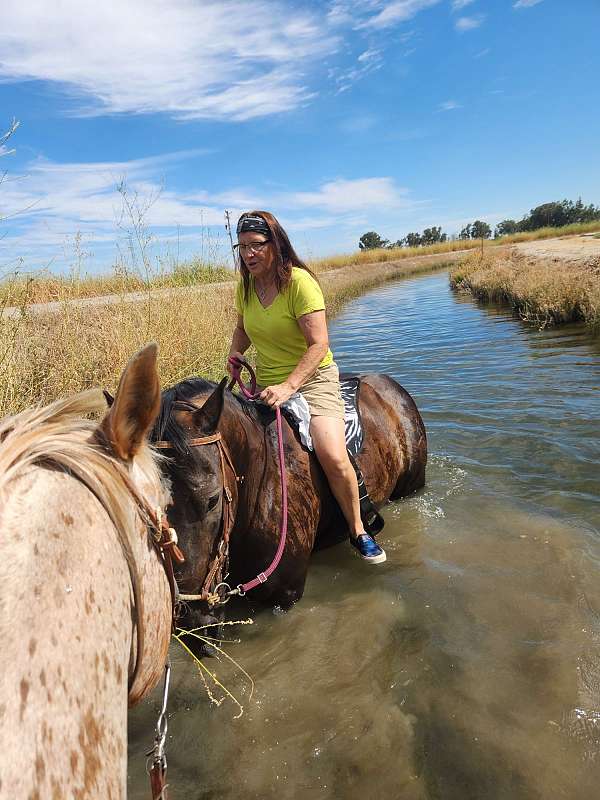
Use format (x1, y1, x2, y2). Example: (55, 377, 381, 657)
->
(281, 375, 384, 537)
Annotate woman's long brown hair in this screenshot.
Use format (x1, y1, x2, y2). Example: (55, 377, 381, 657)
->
(237, 210, 320, 302)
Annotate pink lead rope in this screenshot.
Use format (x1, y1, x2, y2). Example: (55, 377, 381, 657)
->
(227, 356, 288, 595)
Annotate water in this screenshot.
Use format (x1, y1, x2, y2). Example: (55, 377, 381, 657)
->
(129, 272, 600, 799)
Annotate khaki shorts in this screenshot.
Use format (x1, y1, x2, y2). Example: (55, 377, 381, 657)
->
(257, 362, 345, 419)
(297, 362, 345, 419)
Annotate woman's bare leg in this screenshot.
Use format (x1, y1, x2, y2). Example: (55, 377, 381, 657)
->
(309, 415, 364, 538)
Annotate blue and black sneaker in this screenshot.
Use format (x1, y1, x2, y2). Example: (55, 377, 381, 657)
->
(351, 533, 386, 564)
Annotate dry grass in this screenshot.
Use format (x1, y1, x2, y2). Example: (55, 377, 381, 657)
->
(0, 253, 458, 416)
(450, 248, 600, 331)
(3, 221, 599, 307)
(0, 260, 234, 306)
(490, 220, 600, 245)
(311, 238, 480, 272)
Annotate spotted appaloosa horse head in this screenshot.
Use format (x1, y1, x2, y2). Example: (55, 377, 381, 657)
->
(0, 343, 173, 798)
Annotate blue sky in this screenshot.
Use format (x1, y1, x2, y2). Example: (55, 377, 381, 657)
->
(1, 0, 599, 273)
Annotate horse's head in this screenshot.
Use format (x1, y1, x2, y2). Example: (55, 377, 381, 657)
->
(152, 377, 234, 642)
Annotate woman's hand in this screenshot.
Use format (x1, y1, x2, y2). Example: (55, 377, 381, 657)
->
(227, 351, 245, 376)
(260, 382, 295, 408)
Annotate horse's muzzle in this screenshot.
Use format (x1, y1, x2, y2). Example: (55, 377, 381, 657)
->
(176, 601, 224, 657)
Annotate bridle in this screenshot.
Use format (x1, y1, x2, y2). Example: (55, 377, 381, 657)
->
(153, 407, 241, 608)
(152, 356, 289, 608)
(144, 358, 289, 799)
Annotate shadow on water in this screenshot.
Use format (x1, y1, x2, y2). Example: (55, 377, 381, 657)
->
(129, 271, 600, 799)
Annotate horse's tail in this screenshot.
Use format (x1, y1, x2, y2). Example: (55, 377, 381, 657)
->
(361, 374, 427, 499)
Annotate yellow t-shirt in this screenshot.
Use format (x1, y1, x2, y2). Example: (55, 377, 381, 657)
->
(234, 267, 333, 386)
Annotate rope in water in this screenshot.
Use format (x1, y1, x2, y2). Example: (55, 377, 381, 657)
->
(227, 356, 288, 595)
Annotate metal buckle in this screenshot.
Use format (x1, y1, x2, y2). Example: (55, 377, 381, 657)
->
(209, 582, 233, 606)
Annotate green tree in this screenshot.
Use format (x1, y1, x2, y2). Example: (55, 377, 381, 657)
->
(404, 232, 422, 247)
(359, 231, 390, 250)
(521, 198, 600, 230)
(471, 220, 492, 239)
(495, 219, 519, 238)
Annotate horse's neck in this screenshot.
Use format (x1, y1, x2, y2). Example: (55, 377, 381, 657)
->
(0, 468, 136, 799)
(222, 397, 254, 470)
(223, 397, 266, 499)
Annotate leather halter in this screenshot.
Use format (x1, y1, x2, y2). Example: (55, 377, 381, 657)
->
(153, 424, 239, 607)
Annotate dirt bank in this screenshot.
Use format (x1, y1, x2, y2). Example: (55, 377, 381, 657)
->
(514, 233, 600, 263)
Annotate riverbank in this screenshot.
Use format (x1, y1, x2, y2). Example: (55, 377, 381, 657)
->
(4, 220, 599, 308)
(450, 235, 600, 331)
(0, 250, 461, 416)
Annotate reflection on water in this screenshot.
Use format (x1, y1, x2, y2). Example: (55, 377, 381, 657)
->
(129, 272, 600, 799)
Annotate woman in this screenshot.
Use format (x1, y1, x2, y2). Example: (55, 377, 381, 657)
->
(226, 210, 386, 564)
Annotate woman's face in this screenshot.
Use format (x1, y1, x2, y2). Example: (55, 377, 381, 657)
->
(238, 231, 275, 280)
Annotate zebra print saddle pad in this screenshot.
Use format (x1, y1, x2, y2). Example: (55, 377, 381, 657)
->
(280, 375, 363, 454)
(339, 375, 364, 457)
(281, 375, 384, 536)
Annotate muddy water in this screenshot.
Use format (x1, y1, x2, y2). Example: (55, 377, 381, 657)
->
(129, 272, 600, 799)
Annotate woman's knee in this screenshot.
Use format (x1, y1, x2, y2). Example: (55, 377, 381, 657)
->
(315, 446, 350, 478)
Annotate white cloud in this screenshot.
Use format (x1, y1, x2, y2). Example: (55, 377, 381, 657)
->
(286, 177, 410, 213)
(514, 0, 544, 7)
(328, 1, 441, 31)
(0, 152, 417, 268)
(438, 100, 463, 111)
(452, 0, 475, 11)
(358, 0, 442, 29)
(332, 48, 384, 93)
(455, 14, 484, 31)
(0, 0, 336, 121)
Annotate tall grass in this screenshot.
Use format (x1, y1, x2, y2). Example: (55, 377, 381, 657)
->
(490, 220, 600, 245)
(450, 249, 600, 331)
(0, 259, 234, 306)
(3, 221, 599, 307)
(311, 238, 482, 272)
(0, 252, 459, 416)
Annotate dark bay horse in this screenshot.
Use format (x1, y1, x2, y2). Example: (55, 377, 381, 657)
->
(151, 373, 427, 630)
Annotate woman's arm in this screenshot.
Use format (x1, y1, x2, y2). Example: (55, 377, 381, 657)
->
(226, 314, 251, 374)
(287, 310, 329, 391)
(259, 310, 329, 407)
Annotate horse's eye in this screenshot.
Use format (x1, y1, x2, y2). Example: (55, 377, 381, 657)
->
(206, 492, 220, 512)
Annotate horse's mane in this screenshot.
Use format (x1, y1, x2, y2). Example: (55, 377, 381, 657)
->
(0, 389, 168, 557)
(152, 377, 267, 457)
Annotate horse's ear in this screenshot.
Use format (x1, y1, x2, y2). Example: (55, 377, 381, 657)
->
(99, 343, 161, 461)
(103, 389, 114, 407)
(194, 377, 227, 434)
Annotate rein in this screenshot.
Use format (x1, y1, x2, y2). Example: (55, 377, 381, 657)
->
(226, 356, 289, 595)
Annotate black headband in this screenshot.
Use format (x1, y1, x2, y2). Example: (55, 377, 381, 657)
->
(236, 214, 270, 236)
